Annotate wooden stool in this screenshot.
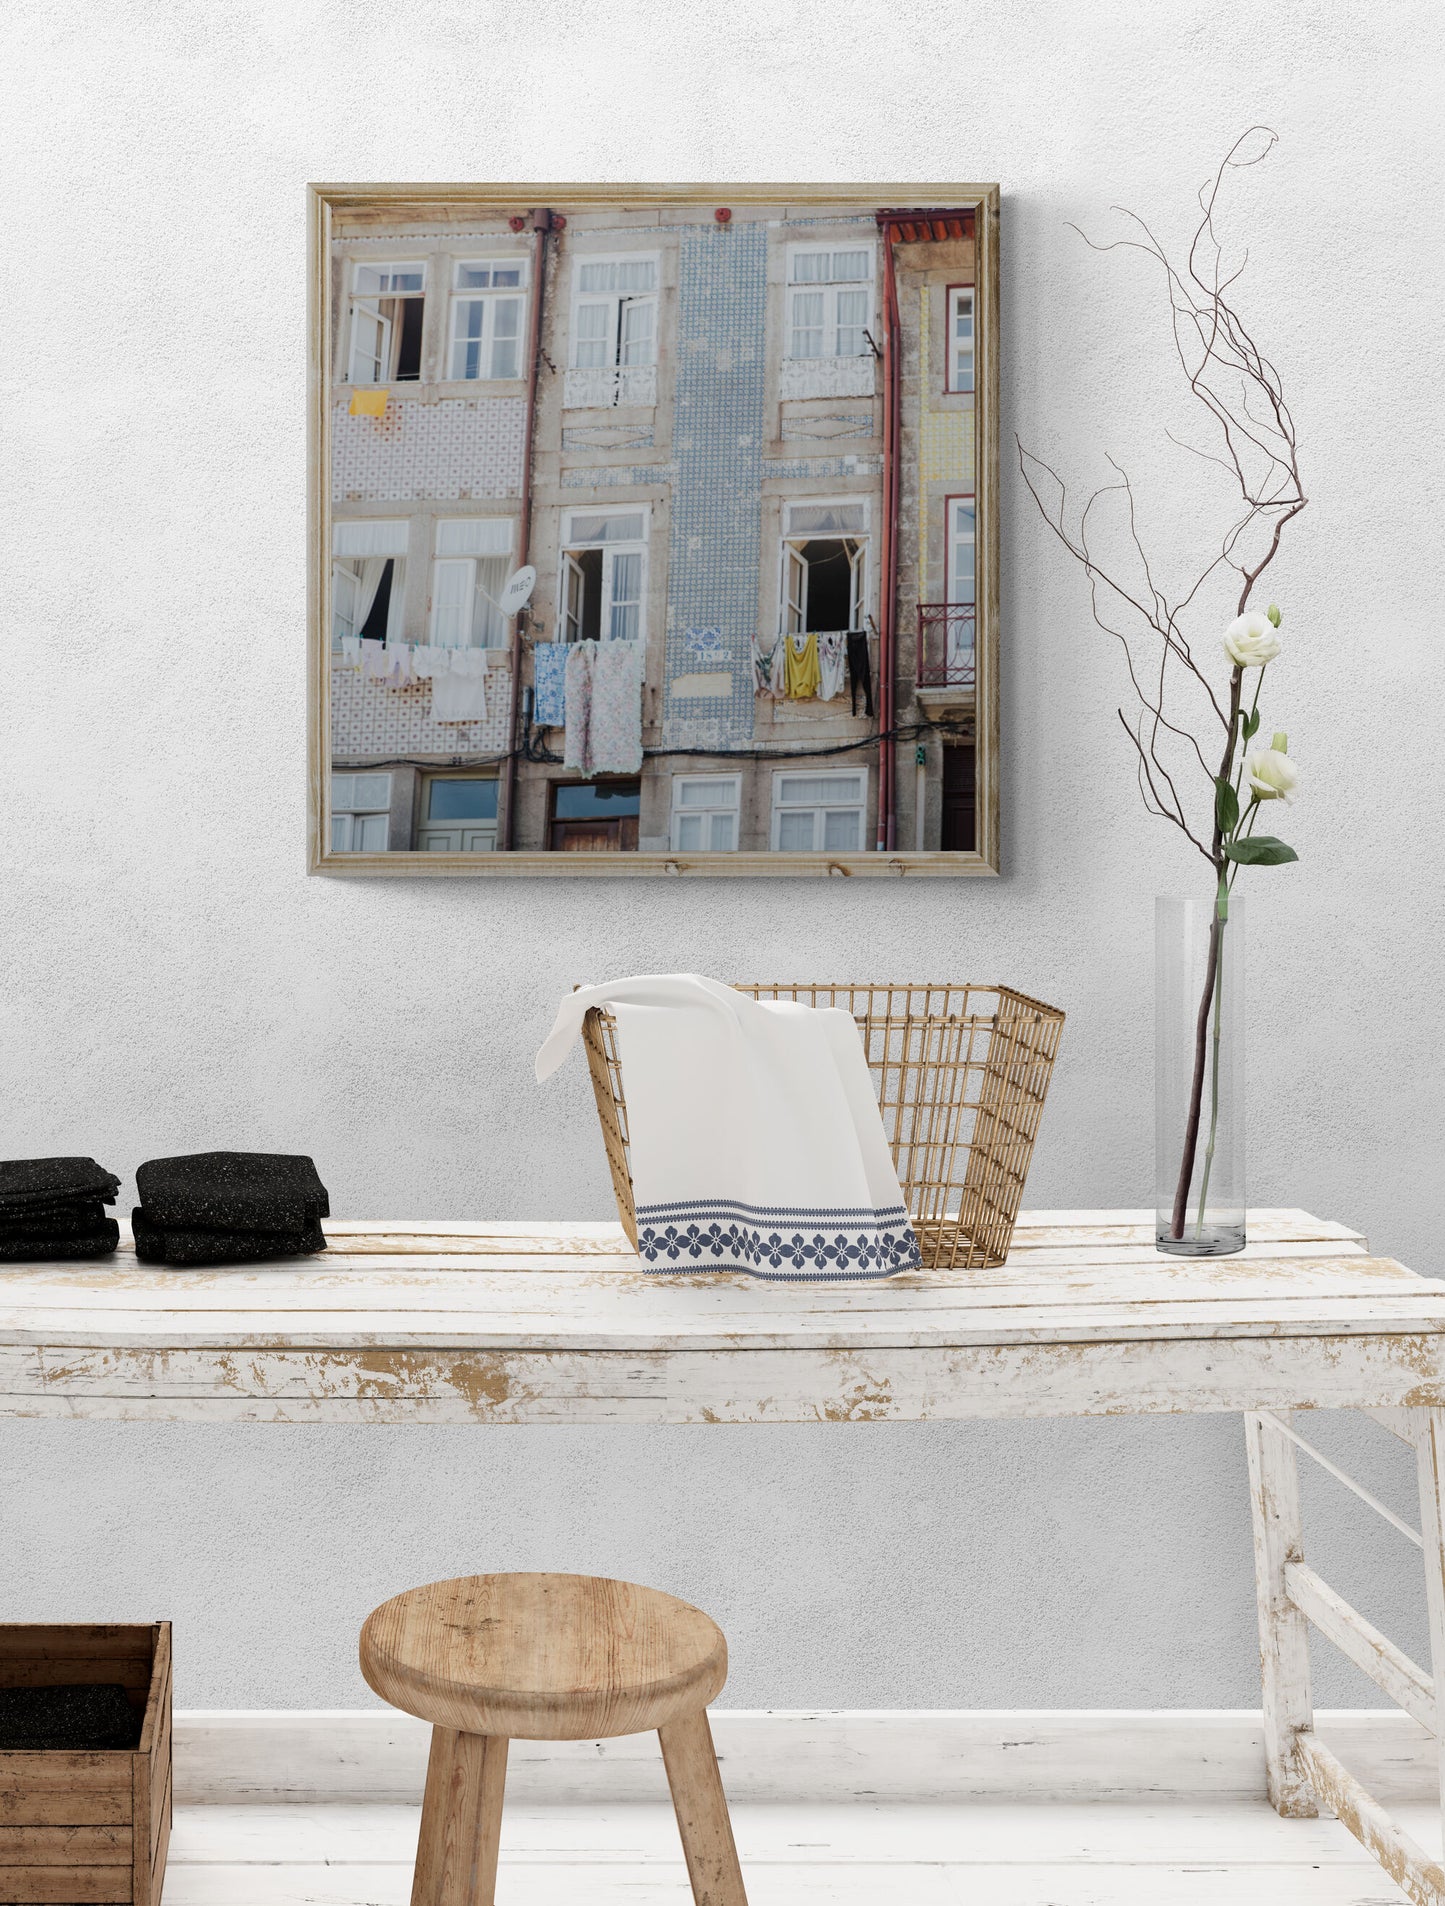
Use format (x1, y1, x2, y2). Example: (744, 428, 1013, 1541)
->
(360, 1572, 749, 1906)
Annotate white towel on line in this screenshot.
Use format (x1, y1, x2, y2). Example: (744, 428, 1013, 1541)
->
(431, 648, 489, 722)
(535, 973, 919, 1280)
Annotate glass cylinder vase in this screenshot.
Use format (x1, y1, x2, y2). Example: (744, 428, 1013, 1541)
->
(1155, 892, 1245, 1256)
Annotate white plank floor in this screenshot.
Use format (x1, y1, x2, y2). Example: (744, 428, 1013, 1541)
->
(164, 1800, 1434, 1903)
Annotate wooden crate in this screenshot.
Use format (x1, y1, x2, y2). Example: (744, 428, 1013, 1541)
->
(0, 1623, 171, 1906)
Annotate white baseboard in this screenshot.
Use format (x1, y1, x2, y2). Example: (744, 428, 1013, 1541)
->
(172, 1708, 1436, 1805)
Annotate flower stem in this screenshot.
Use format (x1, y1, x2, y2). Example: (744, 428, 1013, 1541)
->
(1194, 889, 1228, 1237)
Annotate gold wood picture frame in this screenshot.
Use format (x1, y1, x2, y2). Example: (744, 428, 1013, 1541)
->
(308, 182, 1000, 876)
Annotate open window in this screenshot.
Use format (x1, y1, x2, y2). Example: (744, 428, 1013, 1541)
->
(560, 510, 647, 644)
(346, 261, 426, 384)
(429, 518, 513, 648)
(332, 520, 408, 644)
(780, 500, 868, 634)
(947, 286, 975, 393)
(571, 258, 658, 370)
(785, 244, 874, 360)
(449, 260, 527, 381)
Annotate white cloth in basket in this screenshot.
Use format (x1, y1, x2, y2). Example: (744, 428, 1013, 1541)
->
(535, 973, 920, 1281)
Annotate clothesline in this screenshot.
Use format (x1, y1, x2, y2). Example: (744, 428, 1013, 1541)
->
(335, 636, 509, 725)
(753, 628, 874, 715)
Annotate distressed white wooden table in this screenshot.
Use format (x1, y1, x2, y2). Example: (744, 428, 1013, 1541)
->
(3, 1207, 1444, 1903)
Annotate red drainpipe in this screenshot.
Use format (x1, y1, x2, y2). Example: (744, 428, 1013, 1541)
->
(875, 217, 903, 852)
(499, 209, 553, 851)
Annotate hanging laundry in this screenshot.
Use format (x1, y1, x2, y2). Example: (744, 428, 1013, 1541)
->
(431, 648, 489, 723)
(564, 641, 643, 776)
(817, 630, 847, 702)
(339, 635, 363, 670)
(847, 630, 874, 717)
(784, 631, 821, 700)
(383, 644, 415, 688)
(533, 642, 568, 728)
(410, 646, 446, 679)
(751, 631, 784, 698)
(361, 638, 388, 680)
(349, 388, 389, 418)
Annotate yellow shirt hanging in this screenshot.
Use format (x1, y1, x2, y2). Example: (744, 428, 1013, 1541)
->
(784, 631, 821, 699)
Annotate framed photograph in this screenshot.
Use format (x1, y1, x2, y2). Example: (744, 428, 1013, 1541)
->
(308, 182, 999, 875)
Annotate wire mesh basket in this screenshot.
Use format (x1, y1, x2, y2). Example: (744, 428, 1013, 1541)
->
(582, 982, 1066, 1271)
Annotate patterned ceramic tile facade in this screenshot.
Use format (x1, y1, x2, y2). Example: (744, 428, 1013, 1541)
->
(562, 424, 656, 450)
(559, 464, 677, 488)
(762, 456, 884, 480)
(660, 222, 770, 750)
(329, 660, 513, 757)
(331, 398, 527, 503)
(780, 412, 876, 441)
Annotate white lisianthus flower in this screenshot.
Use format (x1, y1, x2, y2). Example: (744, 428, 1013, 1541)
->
(1245, 737, 1298, 802)
(1223, 609, 1283, 667)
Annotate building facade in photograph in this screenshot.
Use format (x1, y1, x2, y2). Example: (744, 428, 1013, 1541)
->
(326, 195, 980, 857)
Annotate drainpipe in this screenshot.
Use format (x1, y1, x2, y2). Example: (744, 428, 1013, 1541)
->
(498, 208, 553, 851)
(875, 218, 903, 852)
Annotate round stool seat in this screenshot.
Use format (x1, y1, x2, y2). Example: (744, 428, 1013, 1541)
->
(359, 1572, 729, 1741)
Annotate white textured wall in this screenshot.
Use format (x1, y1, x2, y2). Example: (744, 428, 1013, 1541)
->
(2, 0, 1442, 1710)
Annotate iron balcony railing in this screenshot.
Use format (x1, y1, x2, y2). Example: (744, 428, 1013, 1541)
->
(917, 603, 976, 689)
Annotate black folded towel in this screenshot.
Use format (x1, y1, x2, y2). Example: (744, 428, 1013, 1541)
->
(0, 1222, 121, 1261)
(135, 1152, 329, 1233)
(131, 1152, 329, 1266)
(0, 1199, 116, 1240)
(0, 1157, 120, 1259)
(131, 1211, 327, 1267)
(0, 1157, 120, 1213)
(0, 1683, 139, 1751)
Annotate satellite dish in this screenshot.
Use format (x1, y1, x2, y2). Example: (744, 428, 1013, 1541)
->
(499, 564, 537, 617)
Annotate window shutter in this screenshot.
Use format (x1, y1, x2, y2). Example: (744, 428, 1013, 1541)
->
(349, 304, 390, 384)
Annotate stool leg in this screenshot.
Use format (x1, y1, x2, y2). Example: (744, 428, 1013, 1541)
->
(658, 1708, 748, 1906)
(411, 1726, 508, 1906)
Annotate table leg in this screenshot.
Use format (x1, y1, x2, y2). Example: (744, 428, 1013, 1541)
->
(1244, 1410, 1316, 1816)
(1414, 1408, 1445, 1826)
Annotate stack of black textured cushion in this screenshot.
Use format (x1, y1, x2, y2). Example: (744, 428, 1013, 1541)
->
(132, 1152, 329, 1266)
(0, 1158, 120, 1259)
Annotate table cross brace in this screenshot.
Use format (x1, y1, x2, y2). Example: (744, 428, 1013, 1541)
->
(1247, 1406, 1445, 1906)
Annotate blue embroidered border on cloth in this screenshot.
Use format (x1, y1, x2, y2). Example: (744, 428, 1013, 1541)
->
(636, 1199, 921, 1282)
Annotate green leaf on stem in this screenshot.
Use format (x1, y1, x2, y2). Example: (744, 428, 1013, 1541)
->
(1243, 708, 1261, 741)
(1226, 835, 1299, 866)
(1214, 777, 1240, 835)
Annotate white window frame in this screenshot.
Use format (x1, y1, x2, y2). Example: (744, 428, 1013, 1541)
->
(330, 772, 392, 853)
(558, 508, 649, 645)
(670, 774, 742, 853)
(416, 773, 499, 853)
(778, 499, 870, 635)
(568, 254, 660, 370)
(448, 259, 528, 381)
(947, 286, 975, 393)
(784, 242, 875, 361)
(345, 259, 427, 385)
(429, 519, 514, 648)
(946, 495, 976, 607)
(769, 767, 870, 854)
